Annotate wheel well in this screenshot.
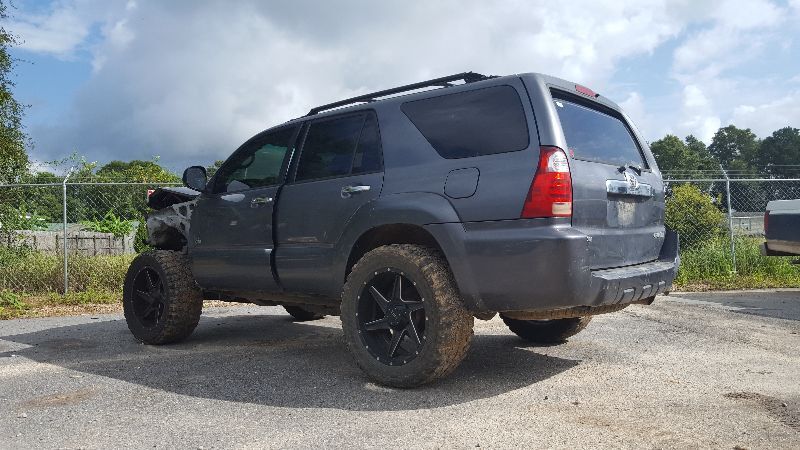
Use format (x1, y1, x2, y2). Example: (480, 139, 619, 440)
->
(345, 224, 446, 281)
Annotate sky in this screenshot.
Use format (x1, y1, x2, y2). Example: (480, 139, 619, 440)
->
(6, 0, 800, 172)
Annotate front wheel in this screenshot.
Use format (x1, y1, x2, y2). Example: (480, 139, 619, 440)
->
(500, 315, 592, 344)
(341, 244, 474, 388)
(123, 250, 203, 345)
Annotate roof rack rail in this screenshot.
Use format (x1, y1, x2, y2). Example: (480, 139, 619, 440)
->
(306, 71, 493, 116)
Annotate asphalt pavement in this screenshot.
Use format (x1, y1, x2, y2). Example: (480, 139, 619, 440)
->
(1, 290, 799, 449)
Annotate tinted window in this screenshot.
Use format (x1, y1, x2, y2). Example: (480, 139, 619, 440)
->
(401, 86, 529, 159)
(352, 113, 382, 174)
(554, 97, 646, 167)
(214, 127, 295, 193)
(296, 115, 364, 181)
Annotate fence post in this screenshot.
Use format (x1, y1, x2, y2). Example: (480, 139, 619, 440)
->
(719, 164, 736, 274)
(62, 166, 76, 294)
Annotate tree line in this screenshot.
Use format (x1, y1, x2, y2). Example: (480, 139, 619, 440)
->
(649, 125, 800, 179)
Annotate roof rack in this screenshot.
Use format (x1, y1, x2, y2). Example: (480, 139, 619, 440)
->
(306, 71, 493, 116)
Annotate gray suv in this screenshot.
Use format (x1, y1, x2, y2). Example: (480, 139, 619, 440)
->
(124, 72, 679, 387)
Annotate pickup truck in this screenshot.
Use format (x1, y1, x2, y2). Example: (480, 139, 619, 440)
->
(763, 199, 800, 256)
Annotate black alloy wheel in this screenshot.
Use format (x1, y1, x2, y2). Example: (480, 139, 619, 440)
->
(357, 269, 426, 366)
(123, 250, 203, 345)
(131, 266, 166, 328)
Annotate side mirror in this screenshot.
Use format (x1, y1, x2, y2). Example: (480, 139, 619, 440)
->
(182, 166, 207, 192)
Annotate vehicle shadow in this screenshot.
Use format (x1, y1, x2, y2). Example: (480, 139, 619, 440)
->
(1, 310, 578, 411)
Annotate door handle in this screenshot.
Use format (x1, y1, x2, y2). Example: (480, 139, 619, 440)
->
(250, 196, 273, 207)
(341, 185, 371, 198)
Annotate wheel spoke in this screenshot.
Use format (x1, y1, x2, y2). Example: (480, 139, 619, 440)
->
(404, 319, 422, 346)
(136, 289, 155, 305)
(388, 328, 405, 358)
(368, 286, 390, 313)
(363, 318, 391, 331)
(142, 302, 159, 319)
(145, 270, 157, 290)
(402, 301, 424, 312)
(391, 274, 402, 301)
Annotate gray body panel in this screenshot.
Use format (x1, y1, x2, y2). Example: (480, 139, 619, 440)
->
(763, 199, 800, 256)
(190, 186, 281, 292)
(167, 71, 677, 313)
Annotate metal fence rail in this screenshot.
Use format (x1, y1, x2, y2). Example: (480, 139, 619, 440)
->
(1, 177, 799, 296)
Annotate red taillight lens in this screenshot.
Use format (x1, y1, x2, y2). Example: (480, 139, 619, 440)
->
(521, 146, 572, 218)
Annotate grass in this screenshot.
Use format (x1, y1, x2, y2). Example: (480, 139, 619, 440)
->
(1, 237, 798, 319)
(675, 236, 800, 290)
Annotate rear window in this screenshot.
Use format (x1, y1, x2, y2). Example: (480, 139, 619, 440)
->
(401, 85, 529, 159)
(553, 97, 646, 168)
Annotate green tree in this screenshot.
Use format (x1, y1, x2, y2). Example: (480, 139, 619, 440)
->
(684, 135, 716, 170)
(757, 127, 800, 178)
(708, 125, 759, 169)
(0, 0, 29, 184)
(95, 159, 180, 183)
(206, 159, 225, 178)
(650, 135, 716, 176)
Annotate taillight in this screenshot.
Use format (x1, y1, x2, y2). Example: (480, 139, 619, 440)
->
(521, 146, 572, 218)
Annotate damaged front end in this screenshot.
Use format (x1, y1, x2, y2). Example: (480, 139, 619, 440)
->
(145, 187, 199, 251)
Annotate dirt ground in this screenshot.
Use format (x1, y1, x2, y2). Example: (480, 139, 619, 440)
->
(1, 291, 798, 449)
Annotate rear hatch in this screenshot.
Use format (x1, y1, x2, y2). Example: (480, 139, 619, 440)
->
(551, 90, 665, 269)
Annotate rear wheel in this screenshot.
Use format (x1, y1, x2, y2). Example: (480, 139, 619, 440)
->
(283, 305, 325, 321)
(501, 315, 592, 344)
(341, 245, 473, 388)
(123, 250, 203, 345)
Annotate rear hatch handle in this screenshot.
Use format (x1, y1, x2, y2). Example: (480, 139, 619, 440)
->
(606, 174, 653, 198)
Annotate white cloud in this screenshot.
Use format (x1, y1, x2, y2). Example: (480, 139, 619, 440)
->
(22, 0, 697, 168)
(732, 95, 800, 137)
(11, 0, 800, 168)
(9, 2, 90, 57)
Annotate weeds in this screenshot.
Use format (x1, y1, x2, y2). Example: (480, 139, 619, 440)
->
(676, 236, 800, 290)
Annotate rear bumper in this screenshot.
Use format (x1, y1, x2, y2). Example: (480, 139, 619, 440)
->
(426, 220, 679, 313)
(762, 240, 800, 256)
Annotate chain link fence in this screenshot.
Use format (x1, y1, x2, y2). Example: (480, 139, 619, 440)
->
(664, 177, 800, 276)
(1, 177, 798, 298)
(1, 181, 179, 297)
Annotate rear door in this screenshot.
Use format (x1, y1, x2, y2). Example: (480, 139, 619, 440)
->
(189, 126, 298, 292)
(275, 111, 383, 294)
(551, 92, 665, 269)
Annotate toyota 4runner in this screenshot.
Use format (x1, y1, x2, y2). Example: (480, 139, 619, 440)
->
(124, 72, 679, 387)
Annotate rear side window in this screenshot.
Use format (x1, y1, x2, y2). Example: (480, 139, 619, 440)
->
(401, 86, 529, 159)
(352, 113, 382, 174)
(295, 112, 382, 182)
(553, 97, 646, 167)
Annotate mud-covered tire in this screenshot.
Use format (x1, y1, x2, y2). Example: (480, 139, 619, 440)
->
(341, 244, 474, 388)
(500, 315, 592, 344)
(123, 250, 203, 345)
(283, 305, 325, 321)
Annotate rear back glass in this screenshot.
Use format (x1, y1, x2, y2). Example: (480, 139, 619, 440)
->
(553, 95, 646, 168)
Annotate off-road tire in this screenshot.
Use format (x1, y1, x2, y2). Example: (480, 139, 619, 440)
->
(500, 315, 592, 344)
(123, 250, 203, 345)
(284, 305, 325, 321)
(341, 244, 474, 388)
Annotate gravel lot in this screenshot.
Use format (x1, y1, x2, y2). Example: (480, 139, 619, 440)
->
(1, 291, 798, 449)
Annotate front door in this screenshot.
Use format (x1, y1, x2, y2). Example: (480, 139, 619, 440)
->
(189, 126, 298, 292)
(275, 111, 383, 294)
